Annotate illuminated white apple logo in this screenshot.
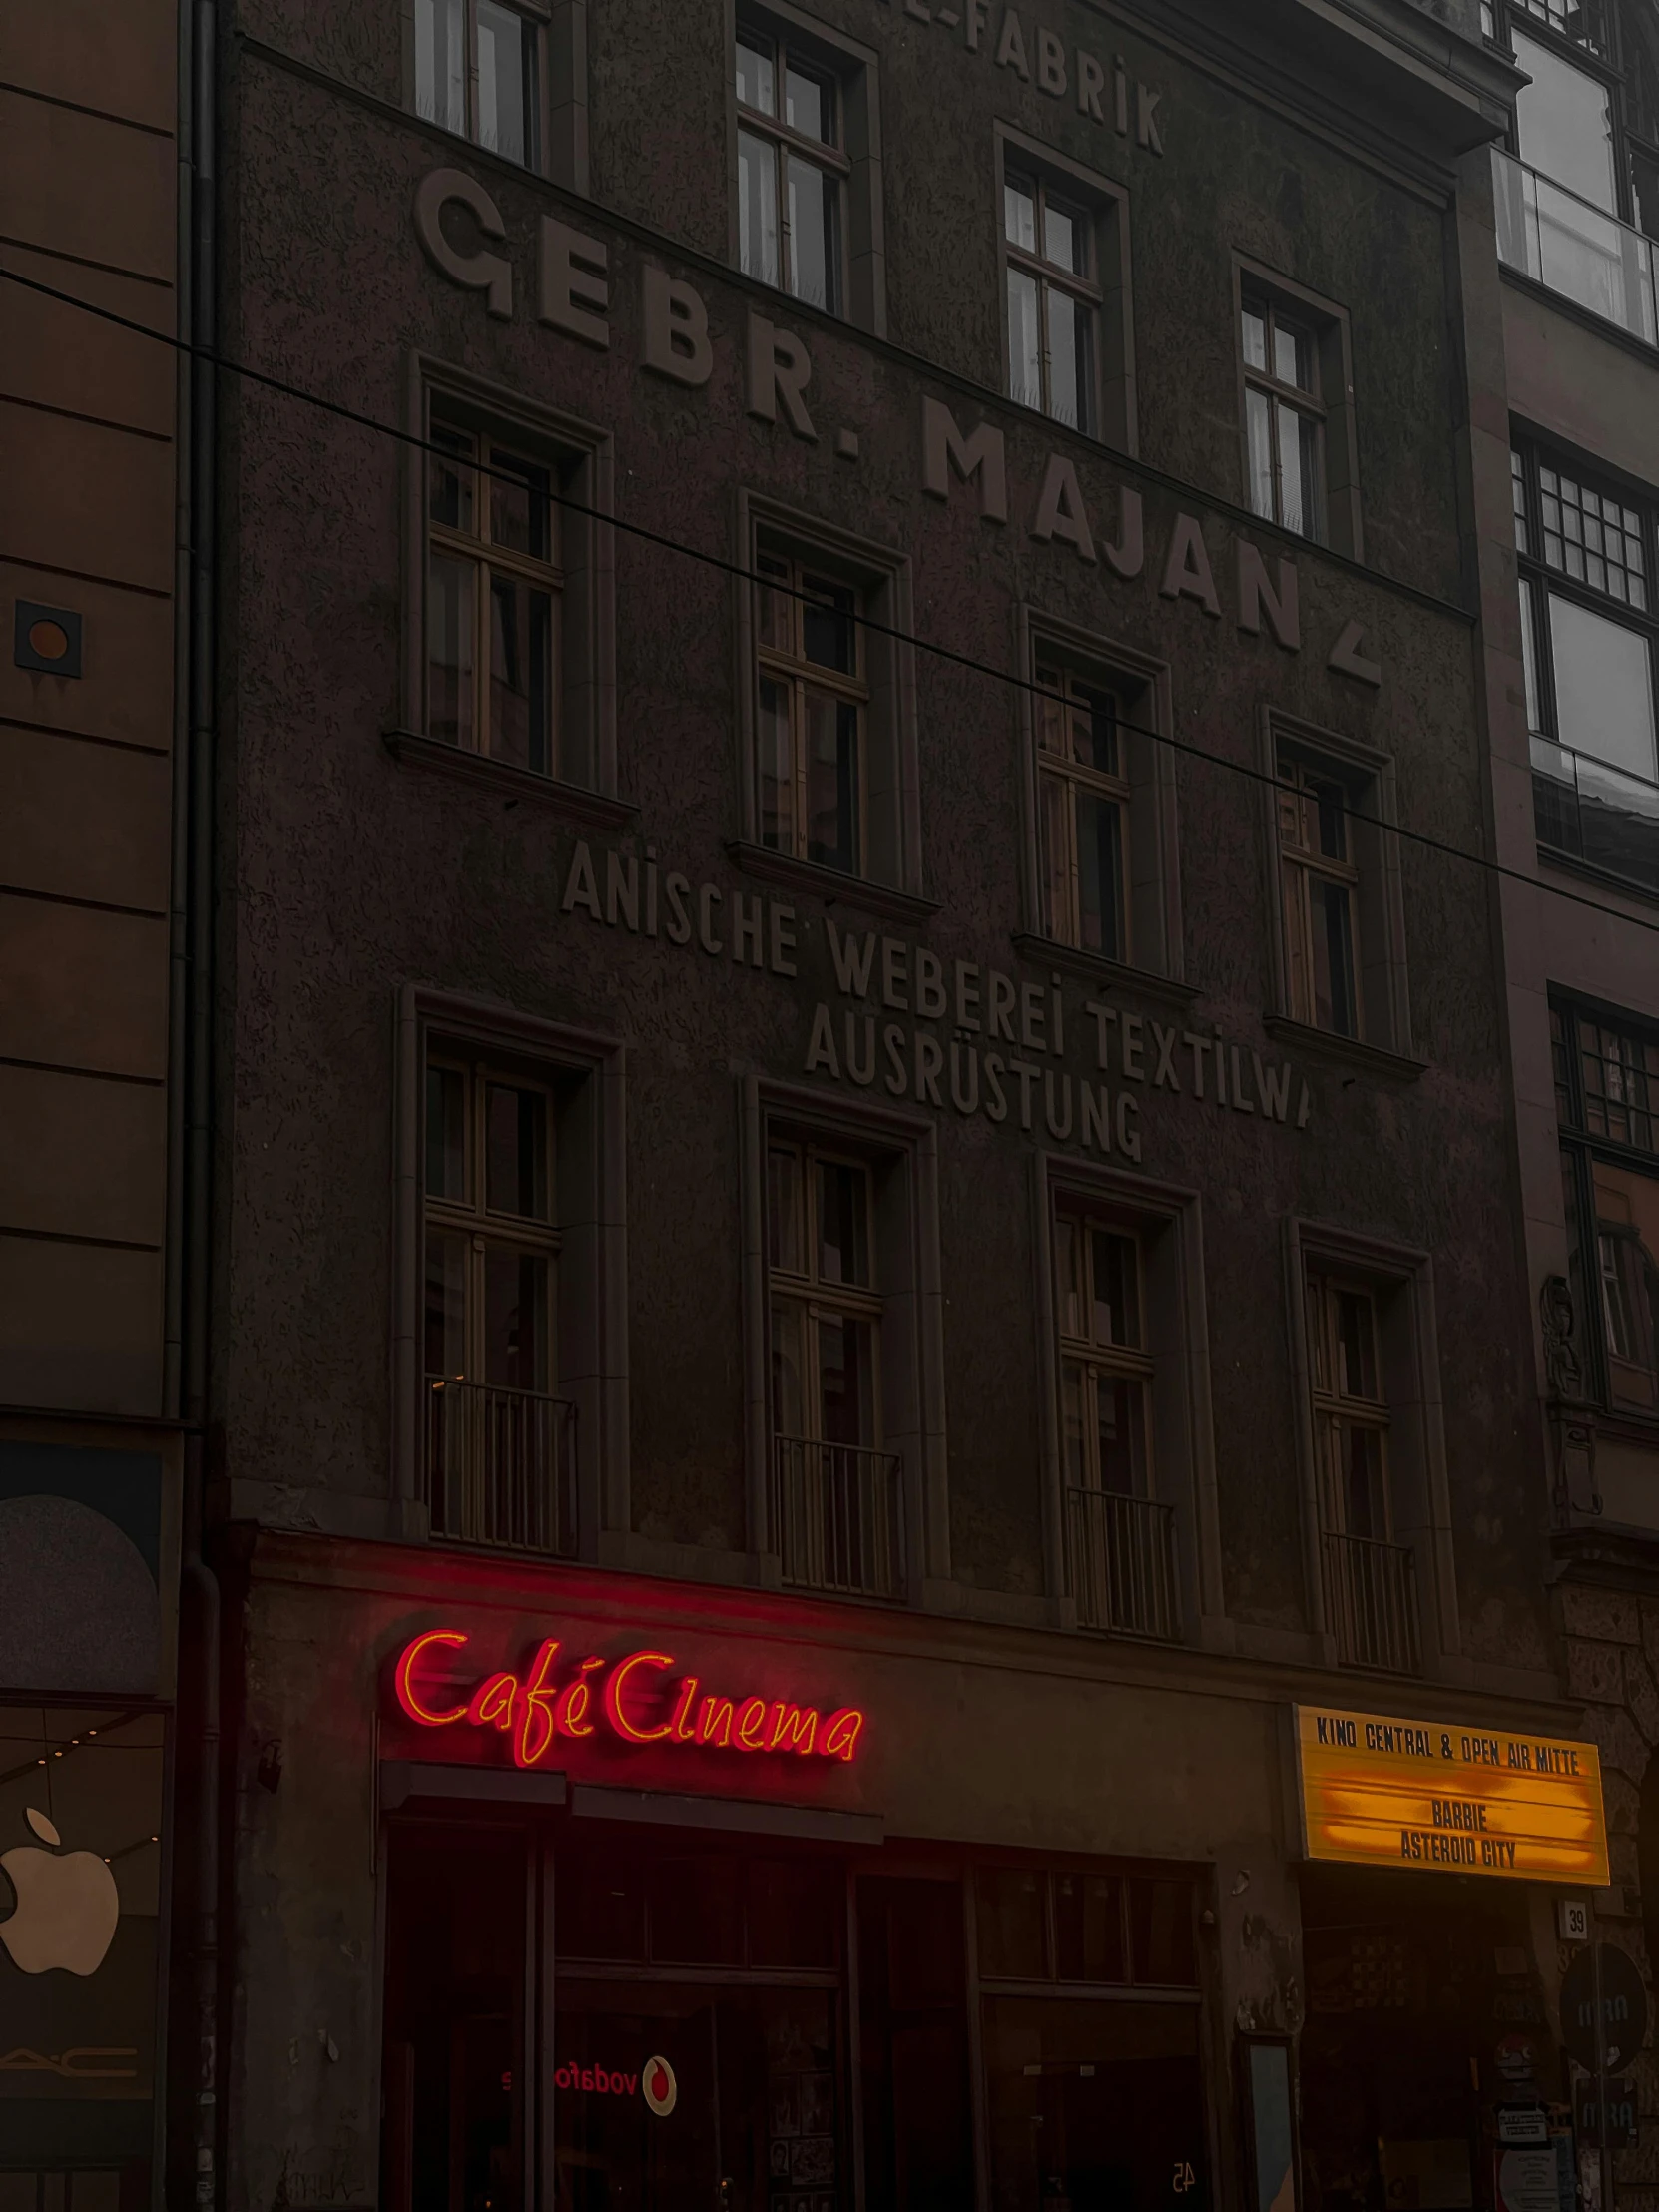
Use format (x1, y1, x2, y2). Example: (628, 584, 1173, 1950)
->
(0, 1809, 121, 1976)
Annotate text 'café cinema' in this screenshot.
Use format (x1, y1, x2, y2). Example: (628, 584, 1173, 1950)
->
(366, 1586, 1613, 2212)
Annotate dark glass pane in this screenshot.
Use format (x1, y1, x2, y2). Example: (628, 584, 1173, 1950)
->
(481, 1247, 548, 1391)
(805, 693, 859, 873)
(485, 1084, 548, 1220)
(489, 449, 552, 561)
(975, 1865, 1048, 1980)
(1095, 1373, 1145, 1496)
(1314, 881, 1358, 1038)
(1090, 1230, 1139, 1348)
(1314, 780, 1348, 861)
(488, 577, 553, 775)
(556, 1841, 646, 1962)
(817, 1160, 869, 1285)
(786, 63, 830, 142)
(817, 1313, 874, 1446)
(1076, 787, 1124, 959)
(427, 551, 474, 748)
(858, 1877, 974, 2212)
(425, 1065, 466, 1199)
(429, 423, 476, 531)
(1071, 684, 1119, 777)
(736, 34, 776, 114)
(758, 673, 794, 852)
(787, 156, 838, 314)
(1335, 1289, 1378, 1399)
(749, 1858, 840, 1969)
(1053, 1871, 1125, 1983)
(1128, 1877, 1196, 1986)
(648, 1856, 744, 1966)
(768, 1145, 805, 1272)
(802, 577, 856, 673)
(423, 1228, 466, 1378)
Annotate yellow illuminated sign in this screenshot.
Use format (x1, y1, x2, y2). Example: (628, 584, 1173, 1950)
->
(1294, 1704, 1608, 1884)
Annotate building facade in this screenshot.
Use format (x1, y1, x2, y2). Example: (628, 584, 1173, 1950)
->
(6, 0, 1638, 2206)
(1470, 0, 1659, 2202)
(0, 1, 197, 2206)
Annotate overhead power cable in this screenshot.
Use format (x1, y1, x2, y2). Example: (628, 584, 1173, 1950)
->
(7, 260, 1658, 944)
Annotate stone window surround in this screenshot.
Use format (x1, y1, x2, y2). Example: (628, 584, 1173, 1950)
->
(392, 985, 630, 1559)
(1014, 604, 1184, 994)
(994, 119, 1137, 458)
(725, 0, 888, 337)
(1258, 706, 1418, 1075)
(397, 351, 620, 815)
(732, 486, 925, 909)
(400, 0, 591, 194)
(1030, 1153, 1226, 1646)
(738, 1074, 949, 1602)
(1283, 1217, 1461, 1677)
(1230, 253, 1363, 563)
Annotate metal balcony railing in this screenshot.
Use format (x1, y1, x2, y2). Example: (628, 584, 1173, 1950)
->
(771, 1435, 904, 1600)
(1066, 1487, 1181, 1642)
(1493, 147, 1658, 348)
(1532, 734, 1659, 898)
(424, 1378, 577, 1556)
(1322, 1530, 1421, 1675)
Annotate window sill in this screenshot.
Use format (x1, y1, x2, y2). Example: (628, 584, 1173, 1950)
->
(384, 729, 638, 829)
(1009, 933, 1198, 1008)
(1262, 1013, 1426, 1083)
(726, 840, 941, 925)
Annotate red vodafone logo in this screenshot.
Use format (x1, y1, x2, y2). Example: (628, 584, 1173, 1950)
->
(642, 2055, 677, 2118)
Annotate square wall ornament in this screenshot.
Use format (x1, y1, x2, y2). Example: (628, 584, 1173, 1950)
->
(14, 599, 84, 677)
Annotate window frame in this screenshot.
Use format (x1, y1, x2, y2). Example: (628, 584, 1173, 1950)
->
(394, 987, 629, 1560)
(735, 23, 852, 315)
(1486, 0, 1659, 239)
(1053, 1210, 1154, 1500)
(766, 1138, 886, 1455)
(1032, 658, 1134, 964)
(1003, 166, 1103, 435)
(1551, 996, 1659, 1426)
(410, 0, 553, 173)
(727, 0, 887, 335)
(735, 489, 923, 906)
(399, 356, 621, 817)
(1261, 712, 1415, 1069)
(1304, 1271, 1392, 1542)
(994, 124, 1136, 456)
(1277, 758, 1365, 1043)
(1231, 258, 1362, 561)
(1240, 288, 1327, 544)
(753, 543, 870, 878)
(1016, 610, 1184, 991)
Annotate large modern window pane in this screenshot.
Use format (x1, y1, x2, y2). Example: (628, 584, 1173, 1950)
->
(1513, 31, 1617, 209)
(1548, 592, 1659, 778)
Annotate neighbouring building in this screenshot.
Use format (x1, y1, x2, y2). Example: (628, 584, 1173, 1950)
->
(1469, 0, 1659, 2201)
(0, 0, 196, 2207)
(31, 0, 1650, 2207)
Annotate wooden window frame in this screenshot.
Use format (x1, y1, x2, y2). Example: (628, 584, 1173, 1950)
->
(426, 418, 566, 777)
(994, 124, 1136, 455)
(410, 0, 551, 171)
(423, 1055, 562, 1392)
(1277, 757, 1364, 1042)
(1240, 287, 1327, 541)
(1033, 657, 1135, 963)
(1003, 165, 1103, 434)
(1053, 1209, 1153, 1498)
(1305, 1271, 1391, 1540)
(767, 1140, 885, 1451)
(1231, 258, 1361, 560)
(735, 21, 852, 314)
(754, 542, 870, 877)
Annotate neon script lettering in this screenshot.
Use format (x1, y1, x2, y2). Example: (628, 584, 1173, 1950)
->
(392, 1629, 866, 1768)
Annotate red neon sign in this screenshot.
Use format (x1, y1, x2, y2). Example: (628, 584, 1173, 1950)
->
(391, 1628, 866, 1768)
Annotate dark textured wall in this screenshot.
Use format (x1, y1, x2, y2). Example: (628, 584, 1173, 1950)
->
(217, 0, 1550, 1667)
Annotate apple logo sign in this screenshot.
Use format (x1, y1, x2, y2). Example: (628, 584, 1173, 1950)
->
(0, 1808, 121, 1976)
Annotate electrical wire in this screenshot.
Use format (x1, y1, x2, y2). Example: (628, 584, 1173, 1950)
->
(7, 259, 1659, 944)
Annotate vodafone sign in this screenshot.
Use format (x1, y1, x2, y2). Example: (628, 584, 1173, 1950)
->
(551, 2054, 677, 2119)
(392, 1627, 867, 1771)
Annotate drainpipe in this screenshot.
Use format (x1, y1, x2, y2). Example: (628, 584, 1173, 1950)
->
(174, 0, 221, 2201)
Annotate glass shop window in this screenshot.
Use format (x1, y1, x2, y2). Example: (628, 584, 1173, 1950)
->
(382, 1823, 529, 2212)
(553, 1833, 847, 2212)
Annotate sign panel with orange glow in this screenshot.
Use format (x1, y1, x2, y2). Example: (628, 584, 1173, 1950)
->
(1293, 1705, 1608, 1884)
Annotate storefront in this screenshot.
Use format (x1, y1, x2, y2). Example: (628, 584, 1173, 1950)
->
(226, 1537, 1613, 2212)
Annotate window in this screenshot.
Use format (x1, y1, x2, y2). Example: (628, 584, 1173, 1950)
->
(1004, 167, 1098, 433)
(1277, 760, 1361, 1039)
(736, 27, 847, 313)
(1035, 660, 1131, 960)
(755, 545, 866, 875)
(767, 1139, 901, 1597)
(415, 0, 542, 167)
(1514, 441, 1659, 893)
(1297, 1247, 1427, 1677)
(1054, 1214, 1149, 1498)
(737, 495, 920, 898)
(973, 1862, 1207, 2212)
(1554, 1001, 1659, 1420)
(427, 418, 560, 776)
(1234, 266, 1360, 556)
(407, 367, 616, 801)
(1242, 291, 1323, 541)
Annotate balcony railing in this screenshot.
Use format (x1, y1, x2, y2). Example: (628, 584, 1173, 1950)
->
(1533, 734, 1659, 897)
(424, 1378, 577, 1556)
(1066, 1487, 1181, 1642)
(771, 1435, 904, 1600)
(1322, 1531, 1421, 1675)
(1493, 147, 1657, 348)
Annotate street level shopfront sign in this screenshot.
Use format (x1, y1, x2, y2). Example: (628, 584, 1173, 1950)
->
(1292, 1705, 1608, 1885)
(392, 1627, 866, 1770)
